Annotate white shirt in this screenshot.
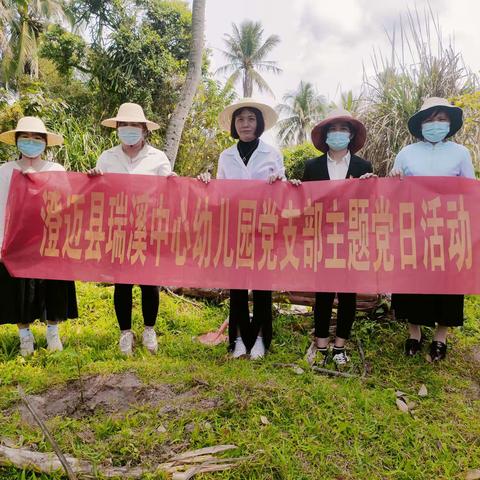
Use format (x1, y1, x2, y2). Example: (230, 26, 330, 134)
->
(0, 159, 65, 252)
(216, 139, 285, 180)
(327, 151, 351, 180)
(393, 141, 475, 178)
(97, 144, 172, 176)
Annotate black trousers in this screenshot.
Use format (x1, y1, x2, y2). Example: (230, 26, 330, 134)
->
(113, 284, 159, 330)
(314, 292, 356, 340)
(229, 289, 272, 351)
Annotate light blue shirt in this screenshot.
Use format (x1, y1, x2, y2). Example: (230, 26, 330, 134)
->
(393, 141, 475, 178)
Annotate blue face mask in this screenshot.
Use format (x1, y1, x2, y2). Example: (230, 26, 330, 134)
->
(421, 121, 450, 143)
(118, 126, 143, 146)
(326, 131, 351, 151)
(17, 138, 46, 158)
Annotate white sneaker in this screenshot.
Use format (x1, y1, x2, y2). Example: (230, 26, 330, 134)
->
(46, 328, 63, 352)
(19, 331, 35, 357)
(250, 336, 266, 360)
(332, 349, 349, 366)
(119, 330, 135, 356)
(231, 337, 247, 358)
(142, 327, 158, 354)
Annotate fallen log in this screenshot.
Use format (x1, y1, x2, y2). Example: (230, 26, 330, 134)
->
(0, 444, 245, 479)
(169, 288, 384, 313)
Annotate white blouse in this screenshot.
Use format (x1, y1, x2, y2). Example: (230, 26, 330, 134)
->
(216, 139, 285, 180)
(97, 144, 172, 176)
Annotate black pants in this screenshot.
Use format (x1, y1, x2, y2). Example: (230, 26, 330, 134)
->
(314, 292, 356, 340)
(113, 284, 159, 330)
(229, 289, 272, 351)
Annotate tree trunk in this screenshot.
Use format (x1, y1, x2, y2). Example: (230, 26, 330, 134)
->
(164, 0, 206, 168)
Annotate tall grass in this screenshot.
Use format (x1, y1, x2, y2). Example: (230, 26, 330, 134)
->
(359, 6, 478, 176)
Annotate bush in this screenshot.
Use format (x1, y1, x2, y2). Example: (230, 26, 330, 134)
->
(282, 142, 319, 180)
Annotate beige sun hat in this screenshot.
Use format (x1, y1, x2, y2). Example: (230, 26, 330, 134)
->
(408, 97, 463, 139)
(101, 102, 160, 131)
(219, 98, 278, 132)
(0, 116, 63, 146)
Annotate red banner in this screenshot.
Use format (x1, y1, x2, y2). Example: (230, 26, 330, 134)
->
(2, 171, 479, 294)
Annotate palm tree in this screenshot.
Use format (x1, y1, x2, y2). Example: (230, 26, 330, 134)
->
(164, 0, 206, 167)
(1, 0, 67, 84)
(217, 20, 281, 97)
(276, 81, 328, 146)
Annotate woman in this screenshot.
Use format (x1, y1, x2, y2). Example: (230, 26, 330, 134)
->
(198, 98, 285, 359)
(302, 109, 373, 367)
(0, 116, 78, 356)
(390, 97, 475, 362)
(88, 102, 173, 356)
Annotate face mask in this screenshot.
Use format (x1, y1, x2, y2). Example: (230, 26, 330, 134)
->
(17, 138, 46, 158)
(421, 121, 450, 143)
(326, 131, 351, 151)
(118, 126, 143, 146)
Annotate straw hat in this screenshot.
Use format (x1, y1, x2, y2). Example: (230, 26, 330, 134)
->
(219, 98, 278, 132)
(0, 116, 63, 146)
(408, 97, 463, 139)
(101, 102, 160, 131)
(311, 108, 366, 154)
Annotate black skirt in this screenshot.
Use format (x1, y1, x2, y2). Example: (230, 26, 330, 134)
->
(0, 263, 78, 325)
(392, 293, 464, 327)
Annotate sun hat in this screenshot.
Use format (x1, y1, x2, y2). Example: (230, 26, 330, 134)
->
(311, 108, 366, 154)
(407, 97, 463, 139)
(101, 102, 160, 131)
(219, 98, 278, 132)
(0, 116, 63, 146)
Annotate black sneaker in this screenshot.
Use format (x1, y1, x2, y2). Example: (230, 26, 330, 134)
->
(405, 337, 423, 356)
(332, 347, 349, 367)
(316, 347, 329, 367)
(428, 341, 447, 362)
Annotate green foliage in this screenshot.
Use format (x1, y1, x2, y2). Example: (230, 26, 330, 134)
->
(40, 25, 88, 78)
(175, 78, 236, 177)
(282, 142, 319, 180)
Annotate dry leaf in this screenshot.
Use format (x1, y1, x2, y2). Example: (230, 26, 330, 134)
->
(157, 425, 167, 433)
(260, 415, 270, 425)
(395, 390, 407, 398)
(396, 398, 409, 413)
(407, 401, 416, 410)
(466, 469, 480, 480)
(418, 384, 428, 397)
(293, 366, 305, 375)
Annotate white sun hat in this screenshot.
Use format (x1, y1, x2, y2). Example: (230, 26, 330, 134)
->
(218, 98, 278, 132)
(101, 102, 160, 131)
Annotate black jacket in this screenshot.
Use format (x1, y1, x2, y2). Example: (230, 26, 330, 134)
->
(302, 154, 373, 181)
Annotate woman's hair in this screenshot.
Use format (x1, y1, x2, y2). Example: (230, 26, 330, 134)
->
(230, 107, 265, 139)
(15, 131, 48, 144)
(423, 108, 451, 123)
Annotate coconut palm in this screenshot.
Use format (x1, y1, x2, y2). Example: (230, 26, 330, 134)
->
(217, 20, 281, 97)
(1, 0, 67, 84)
(276, 81, 328, 146)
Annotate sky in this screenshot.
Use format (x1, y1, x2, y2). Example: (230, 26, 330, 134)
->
(197, 0, 480, 145)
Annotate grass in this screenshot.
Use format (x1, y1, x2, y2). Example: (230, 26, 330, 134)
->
(0, 283, 479, 479)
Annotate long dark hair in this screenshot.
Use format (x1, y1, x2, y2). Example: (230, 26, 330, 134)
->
(230, 107, 265, 139)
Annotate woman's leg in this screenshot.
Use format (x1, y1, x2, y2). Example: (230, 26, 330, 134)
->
(139, 285, 159, 353)
(229, 289, 249, 356)
(250, 290, 272, 358)
(333, 293, 356, 349)
(314, 292, 335, 348)
(114, 284, 135, 355)
(17, 322, 35, 356)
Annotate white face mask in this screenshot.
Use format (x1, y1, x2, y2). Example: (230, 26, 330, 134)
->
(118, 126, 143, 146)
